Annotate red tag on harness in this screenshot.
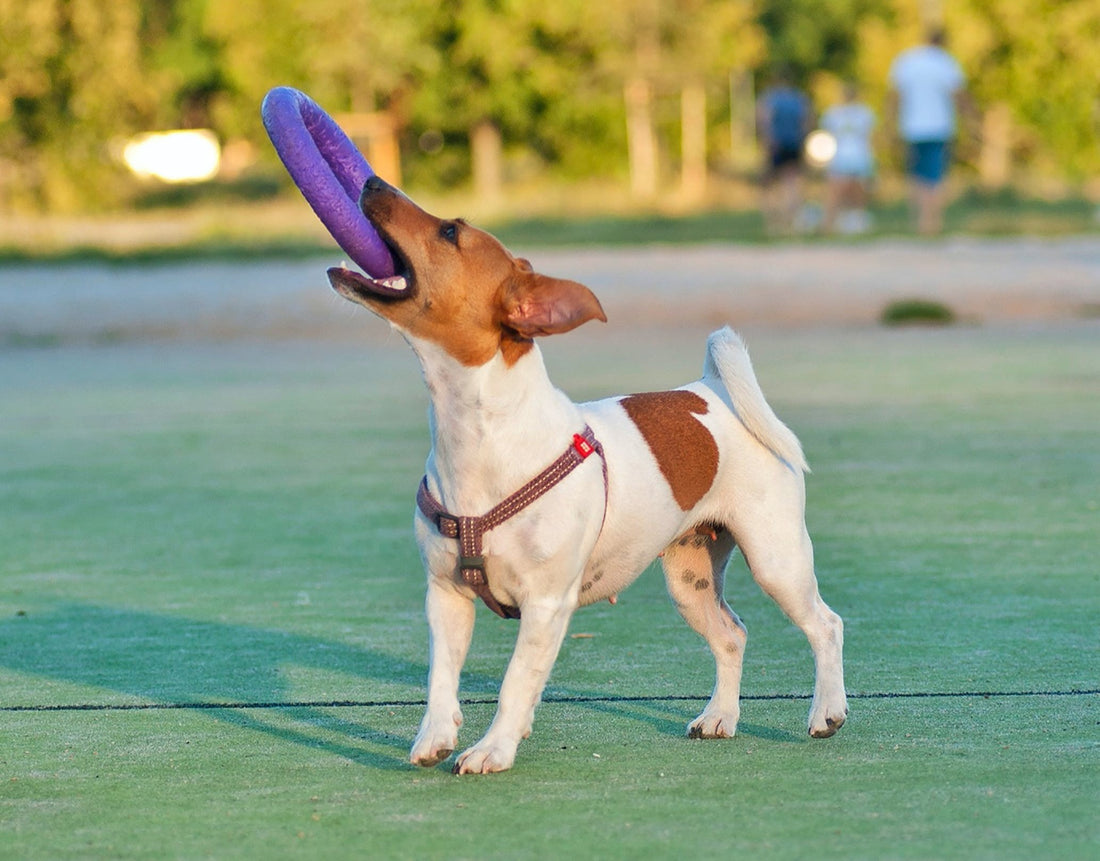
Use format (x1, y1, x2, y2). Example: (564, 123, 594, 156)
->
(572, 433, 594, 458)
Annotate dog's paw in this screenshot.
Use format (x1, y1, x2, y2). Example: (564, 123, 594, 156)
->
(410, 743, 454, 768)
(687, 710, 738, 739)
(410, 710, 462, 768)
(808, 698, 848, 738)
(451, 739, 517, 775)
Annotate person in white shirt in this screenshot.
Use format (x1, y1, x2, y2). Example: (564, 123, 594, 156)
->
(821, 82, 876, 234)
(888, 28, 966, 234)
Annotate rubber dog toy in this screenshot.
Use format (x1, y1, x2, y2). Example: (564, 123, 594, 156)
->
(261, 86, 395, 277)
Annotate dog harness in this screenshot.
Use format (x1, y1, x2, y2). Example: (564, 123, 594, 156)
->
(416, 426, 606, 620)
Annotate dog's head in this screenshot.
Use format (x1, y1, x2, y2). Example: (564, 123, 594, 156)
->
(328, 177, 606, 366)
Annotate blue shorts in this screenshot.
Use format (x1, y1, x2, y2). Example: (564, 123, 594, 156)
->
(907, 140, 951, 184)
(768, 144, 804, 174)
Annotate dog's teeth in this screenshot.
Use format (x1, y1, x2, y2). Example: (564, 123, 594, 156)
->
(379, 275, 407, 291)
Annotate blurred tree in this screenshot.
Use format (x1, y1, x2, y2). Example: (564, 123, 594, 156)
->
(756, 0, 893, 84)
(142, 0, 224, 130)
(946, 0, 1100, 182)
(608, 0, 663, 198)
(204, 0, 435, 139)
(2, 0, 1097, 212)
(514, 4, 627, 183)
(410, 0, 620, 203)
(0, 0, 156, 211)
(589, 0, 764, 199)
(665, 1, 764, 200)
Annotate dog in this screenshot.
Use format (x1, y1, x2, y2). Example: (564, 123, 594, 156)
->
(328, 175, 848, 774)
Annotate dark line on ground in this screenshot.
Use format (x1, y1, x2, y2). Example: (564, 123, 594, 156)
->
(1, 689, 1096, 713)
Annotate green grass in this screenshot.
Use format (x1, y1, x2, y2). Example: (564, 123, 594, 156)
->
(489, 189, 1099, 247)
(0, 236, 348, 267)
(1, 186, 1097, 264)
(880, 298, 957, 327)
(1, 324, 1097, 859)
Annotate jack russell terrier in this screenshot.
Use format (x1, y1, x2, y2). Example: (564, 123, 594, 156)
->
(328, 176, 848, 774)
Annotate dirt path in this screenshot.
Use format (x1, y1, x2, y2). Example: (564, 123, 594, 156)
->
(539, 237, 1100, 327)
(2, 237, 1098, 342)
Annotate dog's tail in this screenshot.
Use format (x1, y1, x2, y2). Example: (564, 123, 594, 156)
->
(703, 326, 809, 473)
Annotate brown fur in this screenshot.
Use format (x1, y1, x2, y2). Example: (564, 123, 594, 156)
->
(620, 391, 719, 510)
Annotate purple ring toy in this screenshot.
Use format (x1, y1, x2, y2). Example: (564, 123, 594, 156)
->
(261, 86, 394, 278)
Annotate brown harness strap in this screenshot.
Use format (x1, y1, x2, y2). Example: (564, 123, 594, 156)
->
(416, 426, 606, 619)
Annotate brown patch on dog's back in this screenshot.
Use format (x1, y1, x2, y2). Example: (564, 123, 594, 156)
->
(620, 390, 719, 510)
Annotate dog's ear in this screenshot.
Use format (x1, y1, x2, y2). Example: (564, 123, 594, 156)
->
(501, 272, 607, 337)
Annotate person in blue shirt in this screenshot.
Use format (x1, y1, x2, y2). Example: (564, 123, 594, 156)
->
(757, 69, 813, 234)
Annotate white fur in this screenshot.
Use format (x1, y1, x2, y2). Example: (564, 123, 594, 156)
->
(406, 325, 847, 774)
(703, 327, 808, 473)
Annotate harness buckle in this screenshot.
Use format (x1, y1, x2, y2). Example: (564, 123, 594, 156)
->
(572, 433, 595, 459)
(459, 554, 487, 585)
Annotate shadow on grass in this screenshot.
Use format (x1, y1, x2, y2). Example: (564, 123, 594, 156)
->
(558, 695, 805, 744)
(737, 723, 805, 743)
(0, 601, 469, 770)
(0, 601, 807, 769)
(208, 708, 416, 771)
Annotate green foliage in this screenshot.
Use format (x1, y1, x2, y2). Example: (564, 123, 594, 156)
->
(948, 0, 1100, 178)
(0, 0, 154, 210)
(205, 0, 436, 132)
(1, 0, 1099, 211)
(880, 298, 957, 326)
(409, 0, 619, 179)
(757, 0, 894, 84)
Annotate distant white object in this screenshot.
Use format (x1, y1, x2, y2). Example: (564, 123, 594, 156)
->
(794, 202, 824, 233)
(820, 102, 876, 178)
(804, 130, 837, 168)
(889, 44, 964, 142)
(123, 129, 221, 183)
(836, 208, 874, 235)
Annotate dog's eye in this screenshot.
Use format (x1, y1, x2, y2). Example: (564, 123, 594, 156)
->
(439, 222, 458, 245)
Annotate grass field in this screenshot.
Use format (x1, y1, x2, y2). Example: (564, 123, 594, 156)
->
(1, 320, 1097, 859)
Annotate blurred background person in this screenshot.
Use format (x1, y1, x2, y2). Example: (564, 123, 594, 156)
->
(821, 82, 876, 235)
(888, 27, 966, 235)
(757, 68, 813, 234)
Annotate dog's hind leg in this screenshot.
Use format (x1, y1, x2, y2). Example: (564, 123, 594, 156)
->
(734, 493, 848, 738)
(410, 578, 476, 767)
(661, 525, 747, 738)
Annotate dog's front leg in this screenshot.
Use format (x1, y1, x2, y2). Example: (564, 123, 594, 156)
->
(453, 596, 575, 775)
(410, 577, 475, 768)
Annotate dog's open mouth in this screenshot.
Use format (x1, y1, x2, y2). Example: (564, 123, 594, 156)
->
(327, 231, 413, 302)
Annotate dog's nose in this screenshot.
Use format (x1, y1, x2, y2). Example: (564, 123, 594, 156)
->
(359, 174, 388, 212)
